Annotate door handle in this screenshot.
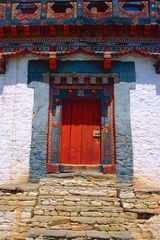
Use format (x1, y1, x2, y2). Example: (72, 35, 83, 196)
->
(93, 130, 101, 138)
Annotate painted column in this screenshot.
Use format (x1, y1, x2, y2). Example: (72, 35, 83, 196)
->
(114, 83, 134, 182)
(28, 60, 50, 181)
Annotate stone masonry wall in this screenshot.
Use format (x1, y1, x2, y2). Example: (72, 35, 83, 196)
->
(0, 174, 159, 240)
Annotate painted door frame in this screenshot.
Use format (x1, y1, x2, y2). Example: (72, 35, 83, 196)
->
(46, 74, 116, 174)
(28, 60, 135, 182)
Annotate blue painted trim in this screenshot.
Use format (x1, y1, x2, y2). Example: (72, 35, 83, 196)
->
(114, 83, 135, 182)
(57, 61, 135, 83)
(28, 59, 136, 182)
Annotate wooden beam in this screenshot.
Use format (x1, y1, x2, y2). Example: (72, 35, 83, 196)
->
(143, 25, 151, 36)
(63, 26, 69, 36)
(50, 26, 56, 37)
(130, 25, 136, 36)
(157, 25, 160, 36)
(0, 27, 4, 38)
(11, 26, 18, 37)
(37, 26, 44, 37)
(23, 26, 30, 37)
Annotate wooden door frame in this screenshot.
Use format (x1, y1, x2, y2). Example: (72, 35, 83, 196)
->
(46, 77, 116, 174)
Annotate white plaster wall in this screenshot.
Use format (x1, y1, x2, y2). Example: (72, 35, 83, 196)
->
(0, 55, 44, 184)
(114, 55, 160, 188)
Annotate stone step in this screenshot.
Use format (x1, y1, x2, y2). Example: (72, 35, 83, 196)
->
(40, 173, 116, 187)
(29, 215, 130, 226)
(35, 205, 123, 211)
(34, 205, 123, 215)
(38, 187, 117, 198)
(27, 229, 133, 240)
(59, 165, 102, 173)
(37, 197, 120, 206)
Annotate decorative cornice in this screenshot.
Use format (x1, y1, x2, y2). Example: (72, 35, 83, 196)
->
(0, 1, 159, 26)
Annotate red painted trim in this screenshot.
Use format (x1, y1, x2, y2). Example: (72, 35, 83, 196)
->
(46, 164, 59, 173)
(103, 164, 116, 174)
(23, 26, 30, 37)
(0, 24, 160, 39)
(62, 97, 101, 101)
(0, 46, 159, 60)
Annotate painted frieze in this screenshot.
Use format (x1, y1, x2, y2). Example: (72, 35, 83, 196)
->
(12, 3, 41, 22)
(0, 4, 6, 20)
(119, 1, 149, 23)
(83, 1, 112, 19)
(47, 1, 76, 21)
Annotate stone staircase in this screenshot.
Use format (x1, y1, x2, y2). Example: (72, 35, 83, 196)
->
(0, 173, 160, 240)
(27, 173, 134, 240)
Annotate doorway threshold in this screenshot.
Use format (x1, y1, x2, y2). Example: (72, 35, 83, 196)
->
(59, 164, 102, 173)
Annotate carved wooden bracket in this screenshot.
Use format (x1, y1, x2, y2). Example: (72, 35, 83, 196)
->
(104, 52, 112, 70)
(49, 52, 57, 70)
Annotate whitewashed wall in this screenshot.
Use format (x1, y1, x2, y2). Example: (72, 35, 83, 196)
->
(0, 54, 160, 187)
(115, 56, 160, 187)
(131, 56, 160, 187)
(0, 56, 37, 184)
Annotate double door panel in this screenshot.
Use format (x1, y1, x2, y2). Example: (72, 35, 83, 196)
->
(61, 98, 101, 165)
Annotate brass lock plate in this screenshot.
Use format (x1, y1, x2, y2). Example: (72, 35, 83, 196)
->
(93, 130, 101, 138)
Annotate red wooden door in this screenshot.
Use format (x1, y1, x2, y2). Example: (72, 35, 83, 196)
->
(61, 98, 101, 165)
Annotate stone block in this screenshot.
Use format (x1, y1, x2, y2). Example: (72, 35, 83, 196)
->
(124, 212, 138, 220)
(64, 196, 81, 202)
(67, 231, 85, 238)
(86, 230, 110, 239)
(64, 201, 76, 206)
(119, 191, 135, 199)
(80, 212, 102, 217)
(122, 202, 134, 209)
(71, 217, 96, 224)
(91, 201, 102, 207)
(4, 212, 16, 221)
(109, 231, 133, 240)
(43, 230, 67, 238)
(21, 211, 33, 219)
(27, 229, 44, 238)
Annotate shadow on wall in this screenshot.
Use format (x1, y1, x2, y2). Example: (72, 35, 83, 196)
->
(125, 57, 160, 96)
(156, 84, 160, 95)
(0, 58, 50, 95)
(0, 56, 159, 95)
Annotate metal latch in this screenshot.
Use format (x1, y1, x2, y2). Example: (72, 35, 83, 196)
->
(93, 130, 101, 138)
